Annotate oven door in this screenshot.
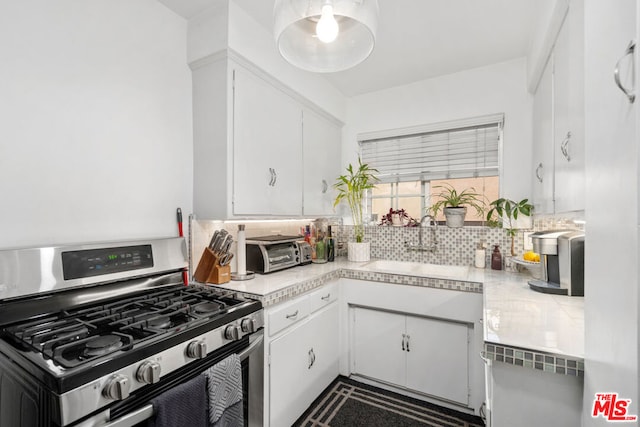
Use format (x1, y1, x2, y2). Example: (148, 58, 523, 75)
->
(77, 330, 264, 427)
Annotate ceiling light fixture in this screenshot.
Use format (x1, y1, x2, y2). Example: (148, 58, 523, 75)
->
(273, 0, 379, 73)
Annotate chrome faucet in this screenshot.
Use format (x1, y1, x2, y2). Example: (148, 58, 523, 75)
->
(406, 215, 437, 252)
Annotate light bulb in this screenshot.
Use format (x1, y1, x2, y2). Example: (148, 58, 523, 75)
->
(316, 4, 339, 43)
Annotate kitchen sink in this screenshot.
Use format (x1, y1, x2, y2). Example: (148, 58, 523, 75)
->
(360, 260, 470, 280)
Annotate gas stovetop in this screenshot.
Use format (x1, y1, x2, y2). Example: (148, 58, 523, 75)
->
(4, 284, 252, 370)
(0, 238, 263, 394)
(0, 281, 261, 393)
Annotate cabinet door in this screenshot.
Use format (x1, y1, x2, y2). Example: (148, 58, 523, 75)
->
(232, 67, 303, 216)
(306, 304, 340, 402)
(532, 56, 555, 214)
(405, 316, 470, 405)
(553, 2, 585, 213)
(269, 318, 312, 427)
(302, 109, 342, 216)
(269, 302, 339, 427)
(352, 307, 405, 386)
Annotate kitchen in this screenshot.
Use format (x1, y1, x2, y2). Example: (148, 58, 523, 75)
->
(0, 0, 637, 426)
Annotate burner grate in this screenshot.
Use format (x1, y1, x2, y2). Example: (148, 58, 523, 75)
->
(2, 284, 244, 370)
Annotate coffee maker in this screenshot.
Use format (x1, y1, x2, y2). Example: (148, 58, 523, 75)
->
(528, 230, 585, 296)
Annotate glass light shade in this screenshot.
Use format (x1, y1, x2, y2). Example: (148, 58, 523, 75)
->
(274, 0, 379, 73)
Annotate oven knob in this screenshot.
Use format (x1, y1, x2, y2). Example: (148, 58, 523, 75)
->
(224, 325, 241, 341)
(241, 318, 257, 333)
(186, 340, 207, 359)
(136, 361, 161, 384)
(103, 374, 131, 400)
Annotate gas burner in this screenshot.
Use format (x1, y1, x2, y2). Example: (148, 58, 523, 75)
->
(147, 316, 171, 330)
(194, 302, 224, 315)
(83, 335, 124, 358)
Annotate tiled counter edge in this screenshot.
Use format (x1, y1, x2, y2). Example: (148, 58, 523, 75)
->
(212, 264, 584, 378)
(483, 343, 584, 378)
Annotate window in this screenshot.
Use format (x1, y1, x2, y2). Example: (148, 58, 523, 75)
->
(360, 114, 503, 224)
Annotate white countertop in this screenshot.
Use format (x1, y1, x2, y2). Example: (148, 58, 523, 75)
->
(210, 258, 584, 359)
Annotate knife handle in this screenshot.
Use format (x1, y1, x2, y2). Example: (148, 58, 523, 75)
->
(176, 208, 183, 237)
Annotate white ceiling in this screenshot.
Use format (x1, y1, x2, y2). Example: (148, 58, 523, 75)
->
(159, 0, 542, 97)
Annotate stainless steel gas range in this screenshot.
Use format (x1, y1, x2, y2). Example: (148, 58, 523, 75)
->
(0, 237, 264, 427)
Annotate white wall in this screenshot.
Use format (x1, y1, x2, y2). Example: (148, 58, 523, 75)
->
(0, 0, 193, 249)
(343, 57, 533, 200)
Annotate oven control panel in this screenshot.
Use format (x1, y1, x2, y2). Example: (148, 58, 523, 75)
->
(62, 245, 154, 280)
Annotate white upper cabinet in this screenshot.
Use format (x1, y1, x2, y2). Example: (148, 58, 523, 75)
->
(232, 67, 303, 215)
(531, 1, 585, 215)
(553, 1, 585, 213)
(302, 108, 342, 216)
(191, 54, 342, 219)
(532, 56, 555, 214)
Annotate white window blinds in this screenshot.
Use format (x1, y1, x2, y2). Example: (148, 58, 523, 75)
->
(359, 114, 503, 184)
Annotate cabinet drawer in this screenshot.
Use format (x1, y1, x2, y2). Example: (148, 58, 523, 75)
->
(268, 297, 310, 336)
(308, 283, 338, 313)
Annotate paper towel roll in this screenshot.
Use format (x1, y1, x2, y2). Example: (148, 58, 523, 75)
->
(237, 224, 246, 275)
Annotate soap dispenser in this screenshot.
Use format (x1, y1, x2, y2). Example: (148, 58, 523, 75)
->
(491, 244, 502, 270)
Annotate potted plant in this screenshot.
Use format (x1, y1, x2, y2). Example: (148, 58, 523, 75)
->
(486, 197, 534, 256)
(379, 208, 418, 226)
(333, 158, 378, 262)
(428, 184, 485, 228)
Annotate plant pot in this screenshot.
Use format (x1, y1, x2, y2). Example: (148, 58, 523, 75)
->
(443, 207, 466, 228)
(348, 241, 370, 262)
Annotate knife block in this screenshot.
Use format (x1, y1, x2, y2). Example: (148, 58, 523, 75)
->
(194, 248, 231, 284)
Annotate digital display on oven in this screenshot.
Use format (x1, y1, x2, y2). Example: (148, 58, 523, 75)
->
(62, 245, 154, 280)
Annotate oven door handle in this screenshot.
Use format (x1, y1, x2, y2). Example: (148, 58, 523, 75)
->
(102, 330, 264, 427)
(101, 404, 154, 427)
(239, 329, 264, 362)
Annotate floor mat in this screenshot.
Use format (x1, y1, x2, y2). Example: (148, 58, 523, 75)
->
(294, 376, 485, 427)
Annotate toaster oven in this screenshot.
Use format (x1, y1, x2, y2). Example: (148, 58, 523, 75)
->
(245, 235, 303, 274)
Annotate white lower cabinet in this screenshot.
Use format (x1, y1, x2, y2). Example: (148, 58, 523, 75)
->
(352, 307, 470, 405)
(268, 292, 339, 427)
(483, 359, 583, 427)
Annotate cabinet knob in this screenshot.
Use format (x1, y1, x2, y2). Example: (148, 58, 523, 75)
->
(321, 179, 328, 194)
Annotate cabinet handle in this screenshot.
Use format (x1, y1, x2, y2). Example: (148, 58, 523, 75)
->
(321, 179, 328, 194)
(406, 335, 410, 352)
(560, 132, 571, 161)
(321, 293, 330, 301)
(307, 348, 316, 369)
(272, 168, 278, 186)
(614, 40, 636, 103)
(535, 163, 543, 183)
(285, 310, 298, 319)
(268, 168, 275, 186)
(401, 333, 406, 351)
